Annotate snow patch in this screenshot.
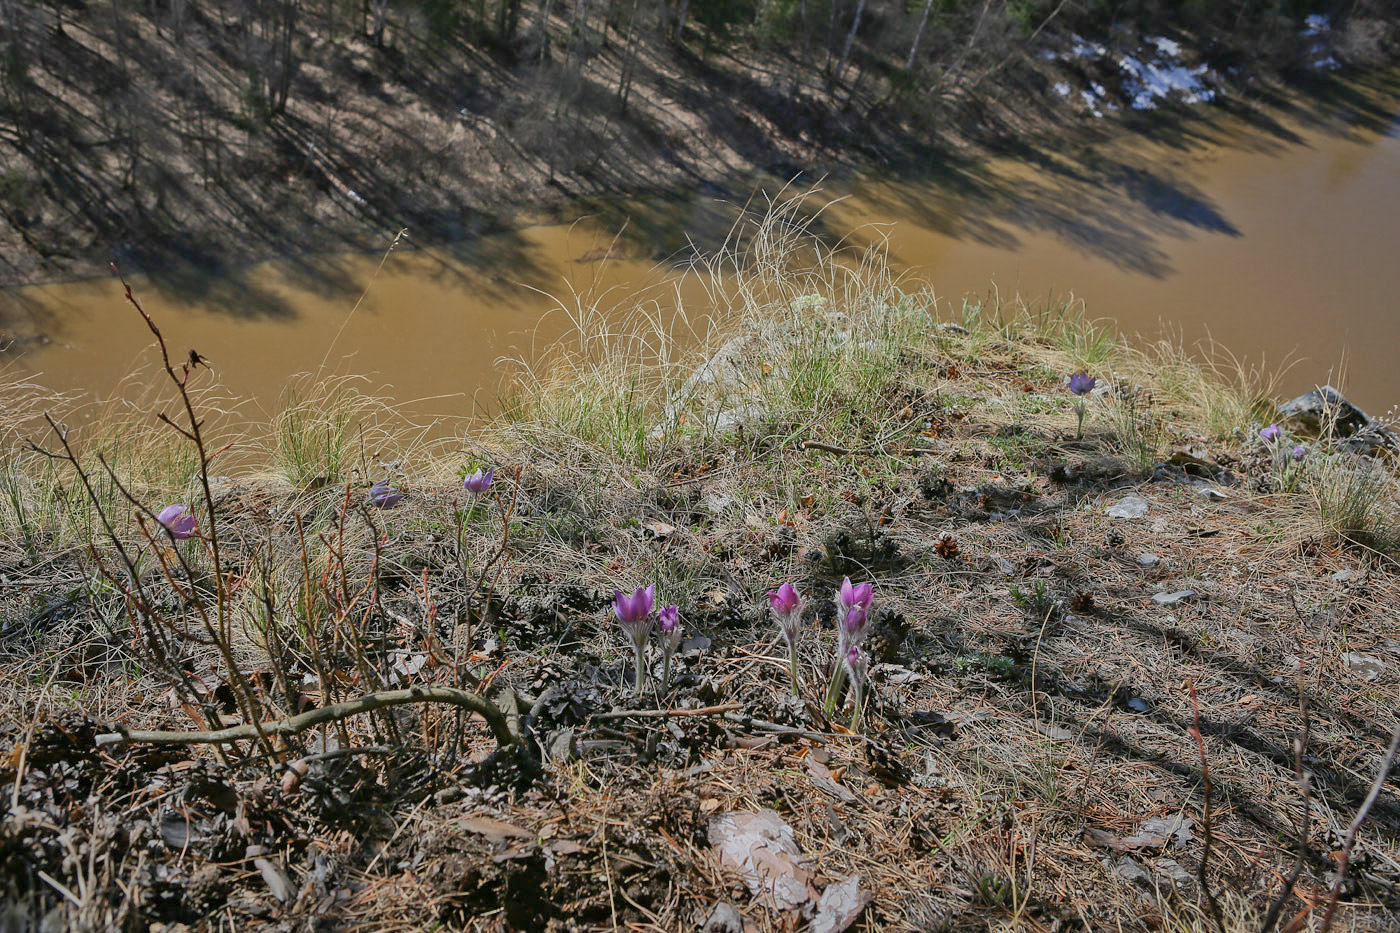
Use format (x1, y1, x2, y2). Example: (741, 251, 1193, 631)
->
(1053, 81, 1071, 97)
(1148, 36, 1182, 58)
(1313, 55, 1341, 71)
(1069, 34, 1107, 59)
(1081, 86, 1105, 118)
(1119, 54, 1214, 109)
(1302, 14, 1330, 37)
(1054, 32, 1216, 112)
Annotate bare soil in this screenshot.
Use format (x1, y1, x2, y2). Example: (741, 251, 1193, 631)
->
(3, 332, 1399, 930)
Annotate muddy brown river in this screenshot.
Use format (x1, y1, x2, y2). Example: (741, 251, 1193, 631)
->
(5, 74, 1400, 423)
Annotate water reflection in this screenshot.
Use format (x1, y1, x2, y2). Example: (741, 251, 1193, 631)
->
(5, 69, 1400, 416)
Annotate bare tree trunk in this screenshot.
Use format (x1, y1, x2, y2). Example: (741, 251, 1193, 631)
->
(536, 0, 555, 62)
(906, 0, 933, 71)
(615, 0, 639, 109)
(673, 0, 688, 42)
(833, 0, 866, 85)
(370, 0, 389, 46)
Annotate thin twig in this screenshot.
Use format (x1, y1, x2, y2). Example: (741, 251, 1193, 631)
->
(589, 702, 742, 722)
(95, 686, 520, 750)
(1188, 680, 1226, 933)
(801, 440, 934, 457)
(1317, 723, 1400, 933)
(1260, 670, 1313, 933)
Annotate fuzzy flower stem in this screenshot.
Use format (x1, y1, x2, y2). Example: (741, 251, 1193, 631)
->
(823, 664, 846, 718)
(633, 640, 647, 696)
(788, 641, 800, 697)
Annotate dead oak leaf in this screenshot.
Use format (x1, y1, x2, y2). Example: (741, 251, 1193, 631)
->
(708, 809, 817, 911)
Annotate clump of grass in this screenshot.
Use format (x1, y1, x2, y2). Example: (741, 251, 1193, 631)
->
(1135, 337, 1281, 444)
(497, 286, 690, 466)
(269, 371, 408, 488)
(497, 185, 935, 466)
(0, 359, 240, 547)
(1306, 451, 1398, 551)
(1104, 384, 1167, 473)
(1022, 295, 1121, 369)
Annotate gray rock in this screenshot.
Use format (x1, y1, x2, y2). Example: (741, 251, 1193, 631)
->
(1196, 487, 1228, 501)
(1278, 385, 1373, 434)
(701, 903, 745, 933)
(1136, 553, 1161, 568)
(1109, 856, 1152, 886)
(1278, 386, 1398, 452)
(1342, 652, 1387, 681)
(1156, 859, 1195, 889)
(1330, 569, 1356, 584)
(704, 493, 736, 515)
(1152, 590, 1196, 606)
(1106, 497, 1150, 519)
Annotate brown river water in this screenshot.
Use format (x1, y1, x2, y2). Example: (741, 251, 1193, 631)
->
(5, 73, 1400, 426)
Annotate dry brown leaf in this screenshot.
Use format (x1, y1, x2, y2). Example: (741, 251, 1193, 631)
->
(456, 815, 534, 843)
(805, 758, 857, 803)
(811, 874, 871, 933)
(708, 809, 816, 911)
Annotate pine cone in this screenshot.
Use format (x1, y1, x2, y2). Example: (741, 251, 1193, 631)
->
(935, 534, 960, 559)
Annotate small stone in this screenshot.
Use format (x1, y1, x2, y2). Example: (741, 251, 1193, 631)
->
(1196, 487, 1228, 501)
(1331, 569, 1356, 584)
(1152, 590, 1196, 606)
(1106, 497, 1150, 519)
(995, 556, 1017, 576)
(1156, 859, 1195, 888)
(1127, 697, 1150, 713)
(546, 729, 577, 762)
(1342, 653, 1387, 681)
(1110, 856, 1152, 886)
(702, 903, 745, 933)
(705, 493, 735, 514)
(1136, 553, 1160, 567)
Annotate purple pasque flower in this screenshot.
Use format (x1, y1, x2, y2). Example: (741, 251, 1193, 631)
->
(369, 480, 404, 508)
(844, 644, 868, 687)
(657, 604, 682, 690)
(768, 582, 803, 644)
(463, 468, 494, 495)
(657, 604, 681, 646)
(842, 605, 869, 640)
(614, 585, 655, 694)
(1068, 371, 1096, 396)
(827, 579, 875, 718)
(839, 577, 874, 613)
(1292, 445, 1306, 461)
(157, 504, 197, 540)
(1260, 423, 1283, 444)
(614, 585, 655, 635)
(837, 577, 874, 647)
